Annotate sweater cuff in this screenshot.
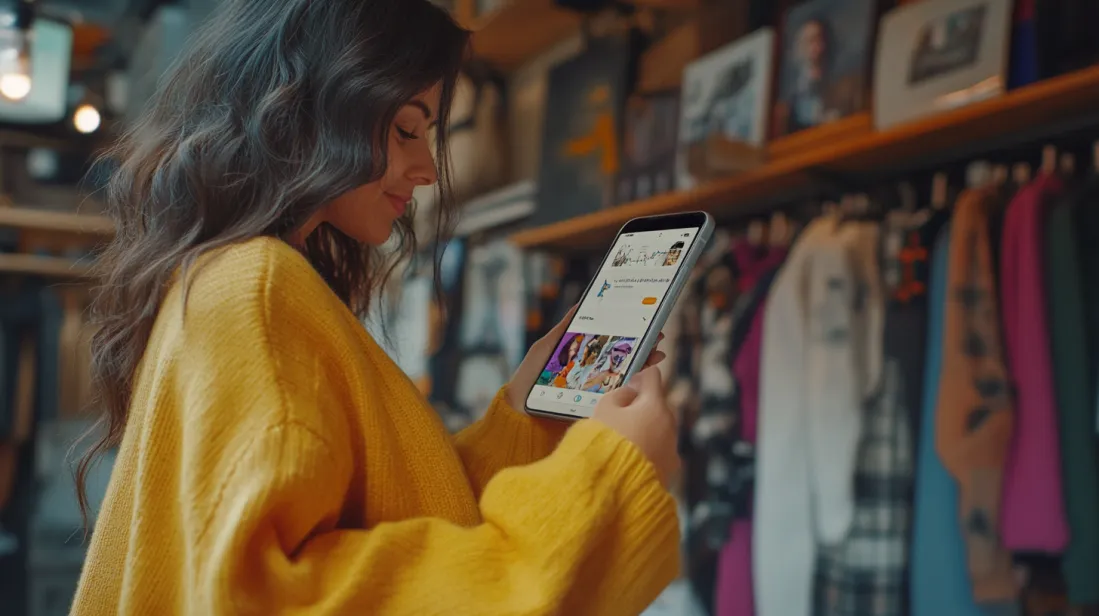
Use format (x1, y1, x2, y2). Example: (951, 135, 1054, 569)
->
(555, 419, 682, 581)
(484, 386, 569, 449)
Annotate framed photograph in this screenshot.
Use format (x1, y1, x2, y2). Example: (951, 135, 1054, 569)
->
(874, 0, 1012, 129)
(773, 0, 877, 137)
(677, 28, 775, 190)
(616, 91, 680, 204)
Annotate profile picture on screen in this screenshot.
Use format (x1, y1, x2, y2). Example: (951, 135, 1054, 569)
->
(663, 241, 685, 266)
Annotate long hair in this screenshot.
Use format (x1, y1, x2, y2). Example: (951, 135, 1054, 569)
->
(76, 0, 470, 523)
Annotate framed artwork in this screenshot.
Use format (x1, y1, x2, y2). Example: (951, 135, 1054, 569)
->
(677, 28, 775, 190)
(616, 91, 680, 204)
(533, 35, 636, 226)
(773, 0, 877, 137)
(874, 0, 1012, 129)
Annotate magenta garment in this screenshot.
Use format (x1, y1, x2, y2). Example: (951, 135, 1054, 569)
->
(733, 242, 787, 294)
(714, 303, 766, 616)
(999, 174, 1070, 551)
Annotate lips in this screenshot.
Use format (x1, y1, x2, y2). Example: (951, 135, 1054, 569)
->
(385, 192, 410, 216)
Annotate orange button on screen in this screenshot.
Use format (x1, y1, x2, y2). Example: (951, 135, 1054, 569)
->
(642, 297, 657, 305)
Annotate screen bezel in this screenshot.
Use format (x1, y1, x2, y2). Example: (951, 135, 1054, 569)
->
(524, 211, 711, 420)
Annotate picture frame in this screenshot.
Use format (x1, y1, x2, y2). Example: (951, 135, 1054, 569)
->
(616, 90, 681, 204)
(677, 28, 775, 190)
(874, 0, 1013, 130)
(773, 0, 877, 138)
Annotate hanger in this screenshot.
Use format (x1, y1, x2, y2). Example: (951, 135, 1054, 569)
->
(768, 211, 791, 247)
(931, 172, 949, 210)
(747, 218, 767, 246)
(1060, 152, 1076, 177)
(967, 160, 992, 188)
(1041, 144, 1057, 176)
(898, 181, 918, 213)
(1012, 162, 1032, 185)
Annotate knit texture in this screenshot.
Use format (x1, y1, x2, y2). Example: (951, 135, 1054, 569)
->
(935, 188, 1016, 602)
(71, 237, 680, 616)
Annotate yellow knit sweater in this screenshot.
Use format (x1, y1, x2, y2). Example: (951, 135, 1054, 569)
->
(71, 237, 680, 615)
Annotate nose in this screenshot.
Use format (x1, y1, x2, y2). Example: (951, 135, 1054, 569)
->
(406, 139, 438, 187)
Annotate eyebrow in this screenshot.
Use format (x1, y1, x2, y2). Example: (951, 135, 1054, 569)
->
(404, 100, 436, 127)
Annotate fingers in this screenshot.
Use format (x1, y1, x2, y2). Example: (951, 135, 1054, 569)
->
(601, 382, 639, 407)
(644, 350, 667, 368)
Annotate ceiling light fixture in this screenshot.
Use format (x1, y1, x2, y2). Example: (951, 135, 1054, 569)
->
(0, 0, 35, 102)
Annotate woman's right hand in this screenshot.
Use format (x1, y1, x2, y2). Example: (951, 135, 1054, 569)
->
(590, 367, 680, 488)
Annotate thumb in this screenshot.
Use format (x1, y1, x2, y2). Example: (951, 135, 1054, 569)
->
(629, 366, 664, 400)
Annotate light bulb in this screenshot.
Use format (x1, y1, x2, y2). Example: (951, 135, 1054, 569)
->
(73, 103, 100, 134)
(0, 70, 29, 100)
(0, 18, 32, 102)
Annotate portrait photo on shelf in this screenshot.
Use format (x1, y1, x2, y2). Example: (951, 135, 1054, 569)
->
(874, 0, 1012, 129)
(772, 0, 878, 138)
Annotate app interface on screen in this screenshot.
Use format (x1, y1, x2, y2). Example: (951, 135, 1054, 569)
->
(529, 226, 699, 417)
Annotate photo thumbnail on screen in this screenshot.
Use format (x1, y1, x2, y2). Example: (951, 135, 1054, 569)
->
(536, 332, 638, 394)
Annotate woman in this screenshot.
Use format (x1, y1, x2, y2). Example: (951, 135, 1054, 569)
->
(72, 1, 681, 614)
(551, 334, 584, 388)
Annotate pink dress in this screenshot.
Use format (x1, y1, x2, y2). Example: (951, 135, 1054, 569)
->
(999, 174, 1070, 551)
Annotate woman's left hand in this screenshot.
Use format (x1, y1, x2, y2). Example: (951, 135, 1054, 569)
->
(505, 305, 667, 411)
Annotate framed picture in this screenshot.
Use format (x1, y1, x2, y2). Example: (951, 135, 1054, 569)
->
(773, 0, 877, 137)
(533, 34, 636, 226)
(677, 28, 775, 190)
(616, 91, 680, 204)
(874, 0, 1012, 129)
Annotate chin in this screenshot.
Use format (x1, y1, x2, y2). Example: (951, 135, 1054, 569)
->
(344, 223, 393, 246)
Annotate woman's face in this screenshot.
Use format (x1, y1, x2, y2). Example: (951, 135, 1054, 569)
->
(568, 338, 582, 360)
(798, 21, 826, 68)
(305, 84, 442, 245)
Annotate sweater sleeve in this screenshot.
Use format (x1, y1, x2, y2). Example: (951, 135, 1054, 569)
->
(452, 387, 570, 496)
(188, 410, 678, 616)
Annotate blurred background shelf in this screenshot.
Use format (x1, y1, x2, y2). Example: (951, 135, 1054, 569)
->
(467, 0, 583, 72)
(0, 207, 114, 237)
(467, 0, 697, 71)
(0, 253, 93, 278)
(510, 64, 1099, 250)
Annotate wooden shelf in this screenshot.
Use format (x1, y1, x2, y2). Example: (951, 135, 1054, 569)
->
(0, 253, 93, 278)
(511, 65, 1099, 249)
(468, 0, 583, 72)
(0, 207, 114, 237)
(466, 0, 700, 71)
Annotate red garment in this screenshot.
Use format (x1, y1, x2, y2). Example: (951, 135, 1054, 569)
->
(999, 174, 1070, 551)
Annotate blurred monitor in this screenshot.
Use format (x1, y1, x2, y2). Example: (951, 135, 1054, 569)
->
(0, 18, 73, 124)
